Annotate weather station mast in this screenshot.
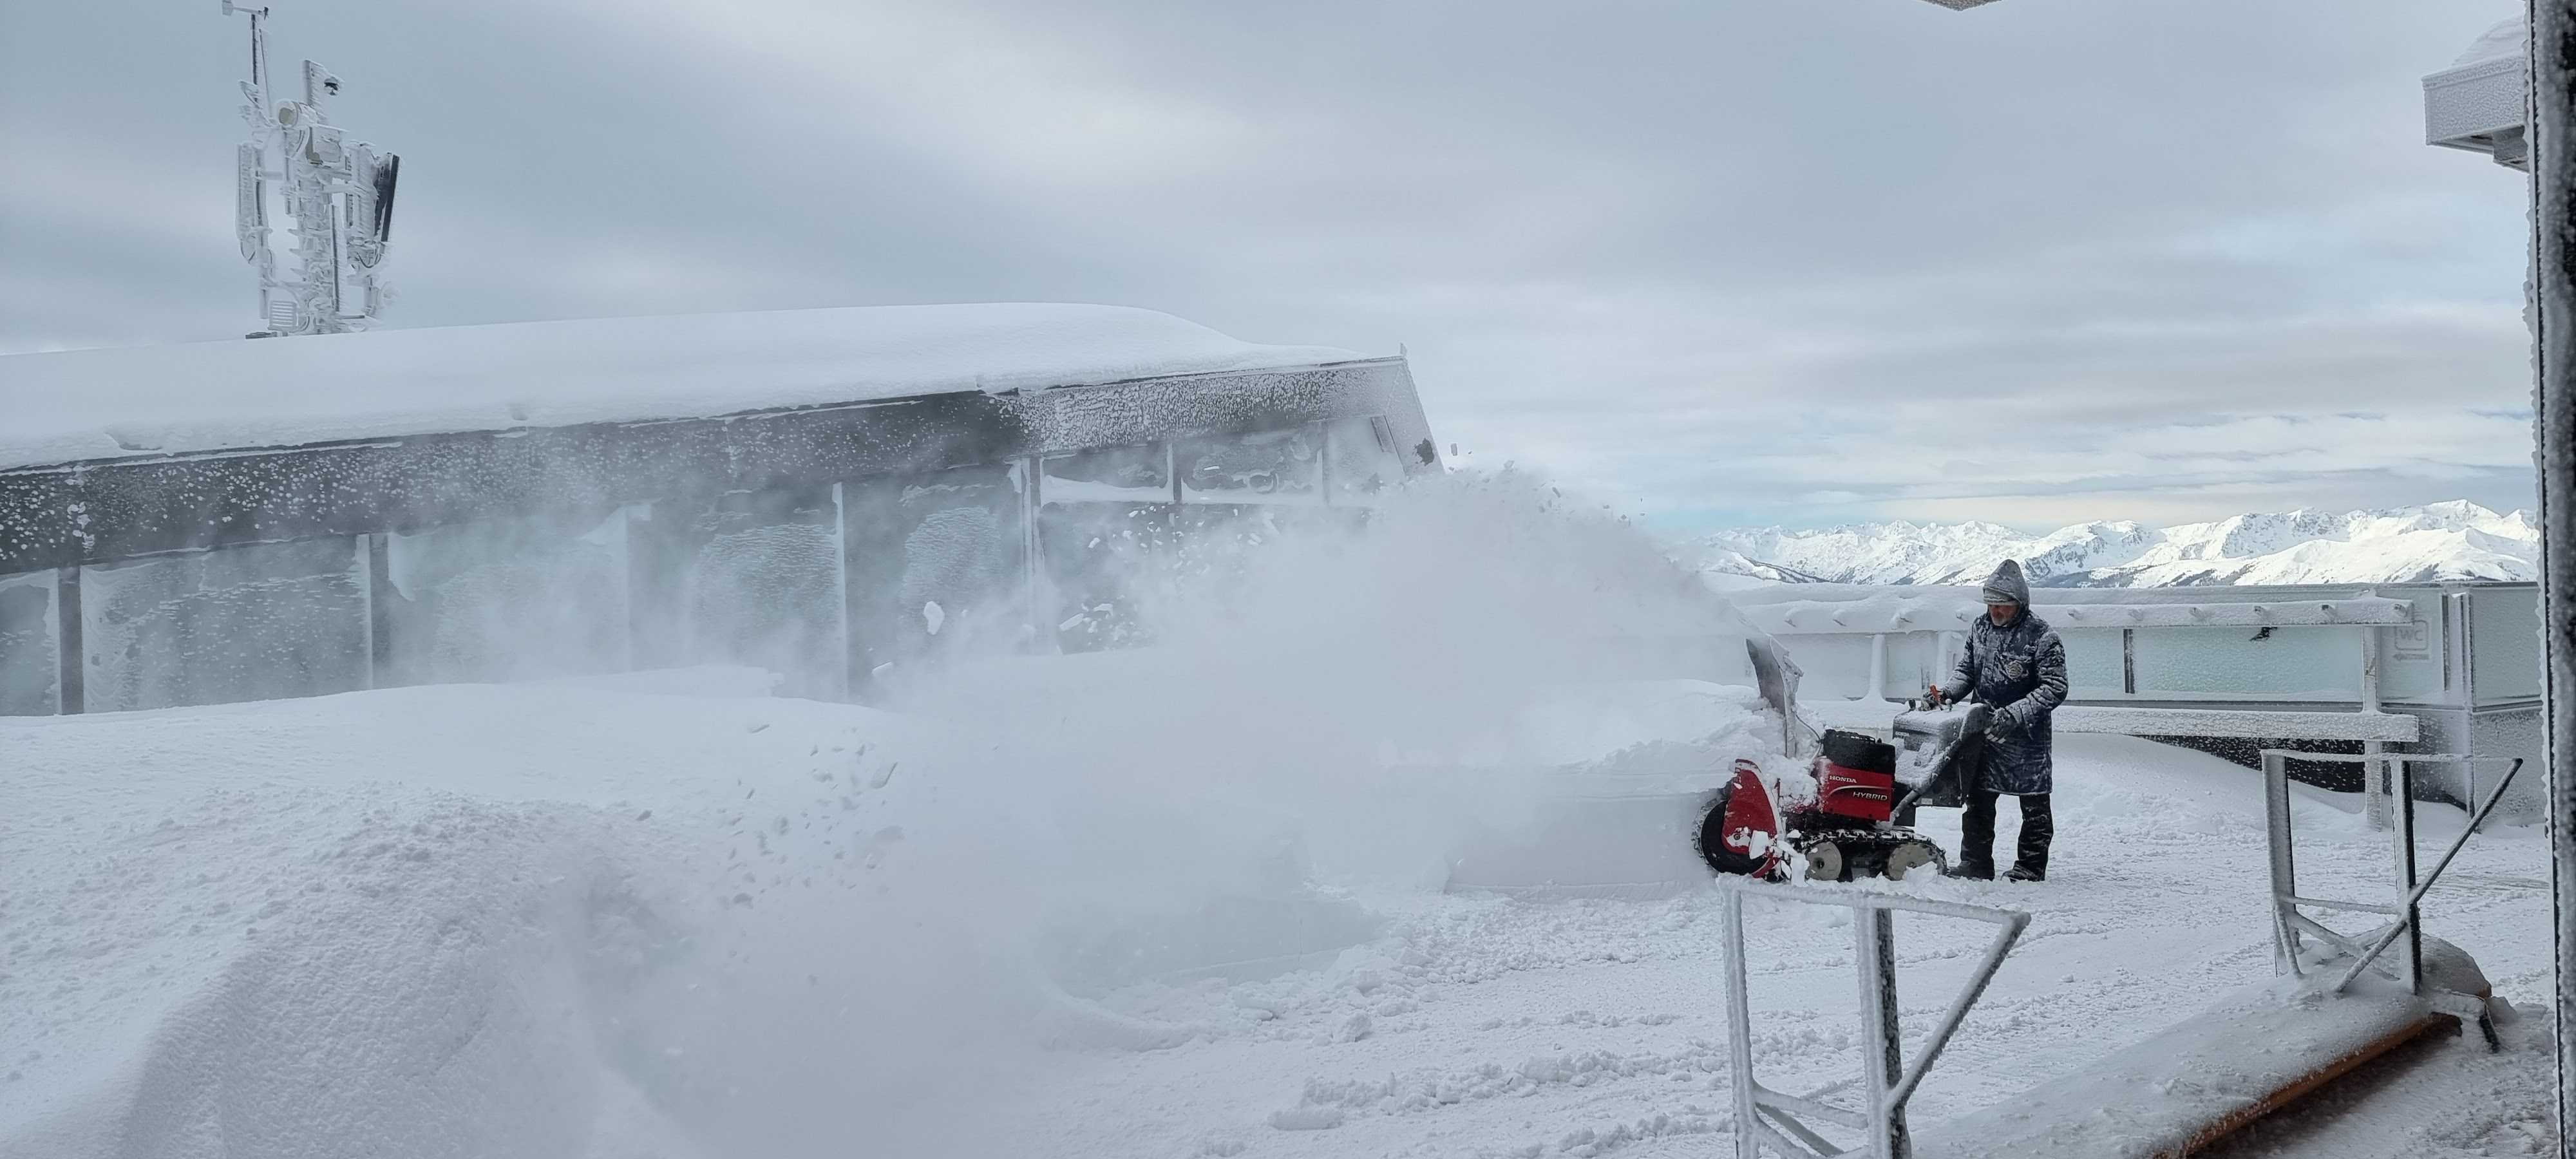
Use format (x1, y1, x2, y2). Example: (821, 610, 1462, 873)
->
(222, 1, 399, 337)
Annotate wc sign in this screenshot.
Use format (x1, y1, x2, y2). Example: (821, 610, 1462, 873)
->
(2391, 616, 2432, 663)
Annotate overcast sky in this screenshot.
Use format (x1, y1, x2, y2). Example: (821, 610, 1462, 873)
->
(0, 0, 2535, 532)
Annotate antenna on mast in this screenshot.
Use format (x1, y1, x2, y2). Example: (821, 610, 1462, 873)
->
(223, 1, 400, 338)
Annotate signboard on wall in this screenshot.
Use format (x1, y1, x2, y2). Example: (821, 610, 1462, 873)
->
(2391, 615, 2431, 663)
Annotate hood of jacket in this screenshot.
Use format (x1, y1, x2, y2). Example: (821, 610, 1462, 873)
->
(1980, 559, 2032, 607)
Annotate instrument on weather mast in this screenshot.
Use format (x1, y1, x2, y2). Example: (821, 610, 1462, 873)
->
(223, 1, 400, 337)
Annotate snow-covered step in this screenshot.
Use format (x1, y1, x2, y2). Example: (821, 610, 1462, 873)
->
(2055, 704, 2418, 743)
(1911, 939, 2492, 1159)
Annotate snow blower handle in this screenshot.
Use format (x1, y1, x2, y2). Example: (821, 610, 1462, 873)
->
(1912, 688, 1984, 713)
(1891, 700, 1987, 816)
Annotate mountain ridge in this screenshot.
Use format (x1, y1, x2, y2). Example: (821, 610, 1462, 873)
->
(1683, 502, 2539, 588)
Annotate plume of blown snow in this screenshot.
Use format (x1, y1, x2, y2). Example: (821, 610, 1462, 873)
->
(5, 468, 1782, 1159)
(890, 467, 1765, 901)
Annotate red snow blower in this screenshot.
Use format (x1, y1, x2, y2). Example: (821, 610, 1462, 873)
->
(1698, 701, 1984, 883)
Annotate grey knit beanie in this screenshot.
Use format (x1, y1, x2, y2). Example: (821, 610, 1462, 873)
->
(1980, 559, 2031, 607)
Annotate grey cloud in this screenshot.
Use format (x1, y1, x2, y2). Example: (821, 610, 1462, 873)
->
(0, 0, 2539, 531)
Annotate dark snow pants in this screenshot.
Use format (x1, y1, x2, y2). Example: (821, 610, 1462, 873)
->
(1958, 791, 2052, 879)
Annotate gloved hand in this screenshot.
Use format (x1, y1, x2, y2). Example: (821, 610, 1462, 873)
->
(1923, 685, 1947, 708)
(1985, 704, 2023, 741)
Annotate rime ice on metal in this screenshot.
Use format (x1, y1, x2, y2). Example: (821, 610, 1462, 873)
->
(224, 2, 400, 338)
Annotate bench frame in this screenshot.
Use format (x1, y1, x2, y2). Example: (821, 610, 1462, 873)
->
(1717, 878, 2027, 1159)
(1716, 752, 2523, 1159)
(2260, 749, 2524, 1013)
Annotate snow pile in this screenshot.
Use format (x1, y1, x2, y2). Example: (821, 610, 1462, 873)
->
(0, 303, 1365, 470)
(1687, 502, 2538, 588)
(0, 685, 906, 1158)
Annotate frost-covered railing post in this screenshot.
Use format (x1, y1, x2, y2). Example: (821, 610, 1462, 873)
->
(2260, 748, 2524, 1042)
(2534, 0, 2576, 1136)
(2360, 614, 2389, 830)
(1718, 877, 2027, 1159)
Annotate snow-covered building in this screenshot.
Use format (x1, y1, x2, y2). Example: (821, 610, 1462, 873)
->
(0, 304, 1441, 713)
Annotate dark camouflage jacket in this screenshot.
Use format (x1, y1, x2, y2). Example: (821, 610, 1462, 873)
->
(1938, 608, 2069, 795)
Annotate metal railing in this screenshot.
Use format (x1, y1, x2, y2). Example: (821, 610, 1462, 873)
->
(1748, 591, 2443, 831)
(1719, 877, 2029, 1159)
(2259, 748, 2523, 1044)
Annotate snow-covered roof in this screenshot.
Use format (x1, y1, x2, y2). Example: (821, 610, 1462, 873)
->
(2425, 16, 2528, 160)
(0, 303, 1369, 471)
(2453, 16, 2524, 68)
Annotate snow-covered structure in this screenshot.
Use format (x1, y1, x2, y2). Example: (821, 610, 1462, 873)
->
(223, 2, 401, 337)
(2425, 17, 2531, 169)
(1727, 581, 2546, 821)
(0, 303, 1441, 713)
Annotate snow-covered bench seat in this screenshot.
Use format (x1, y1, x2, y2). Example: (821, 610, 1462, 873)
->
(1808, 700, 2420, 744)
(2053, 704, 2418, 743)
(1909, 938, 2489, 1159)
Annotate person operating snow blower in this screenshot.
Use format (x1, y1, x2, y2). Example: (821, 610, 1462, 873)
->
(1924, 559, 2067, 881)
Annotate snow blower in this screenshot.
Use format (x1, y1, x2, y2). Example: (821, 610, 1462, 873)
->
(1698, 701, 1984, 883)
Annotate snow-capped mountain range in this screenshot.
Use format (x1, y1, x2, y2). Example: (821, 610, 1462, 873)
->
(1685, 502, 2538, 588)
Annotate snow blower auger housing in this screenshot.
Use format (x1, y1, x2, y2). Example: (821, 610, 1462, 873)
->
(1697, 702, 1984, 883)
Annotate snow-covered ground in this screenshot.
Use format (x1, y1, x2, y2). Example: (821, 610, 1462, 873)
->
(2, 478, 2556, 1158)
(956, 735, 2558, 1159)
(3, 684, 2553, 1158)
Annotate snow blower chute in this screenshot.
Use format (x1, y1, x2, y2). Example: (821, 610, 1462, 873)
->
(1698, 701, 1984, 883)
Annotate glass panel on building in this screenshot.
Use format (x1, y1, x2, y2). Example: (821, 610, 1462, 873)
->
(380, 509, 631, 686)
(1177, 427, 1321, 504)
(0, 571, 56, 715)
(1327, 416, 1408, 504)
(630, 487, 843, 698)
(1042, 442, 1171, 504)
(2129, 624, 2360, 701)
(80, 538, 368, 712)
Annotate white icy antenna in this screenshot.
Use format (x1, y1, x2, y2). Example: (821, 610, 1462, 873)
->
(224, 1, 400, 337)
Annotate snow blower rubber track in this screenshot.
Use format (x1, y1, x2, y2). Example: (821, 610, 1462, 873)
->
(1790, 827, 1949, 883)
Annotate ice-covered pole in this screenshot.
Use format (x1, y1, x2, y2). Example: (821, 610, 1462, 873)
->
(2533, 1, 2576, 1147)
